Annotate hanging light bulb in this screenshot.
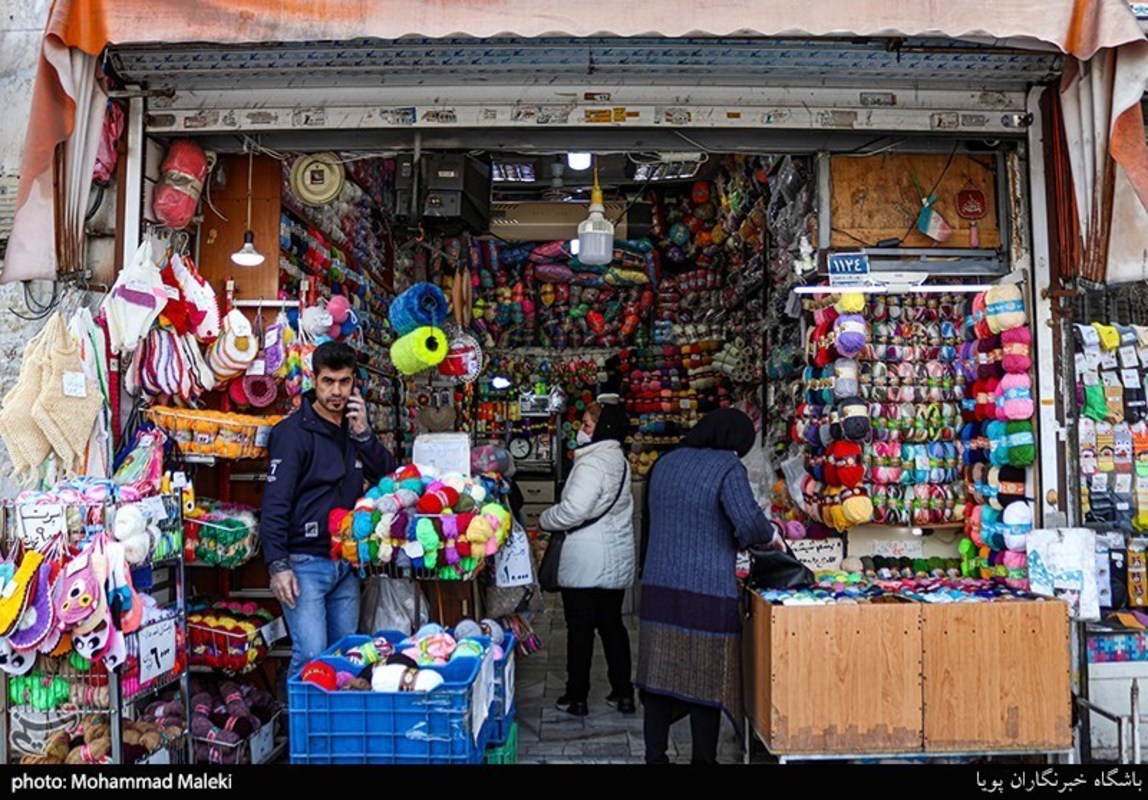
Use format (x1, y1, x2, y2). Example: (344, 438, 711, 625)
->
(231, 147, 265, 267)
(566, 152, 592, 171)
(576, 164, 613, 266)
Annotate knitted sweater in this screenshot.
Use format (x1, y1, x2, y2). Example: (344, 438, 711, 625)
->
(637, 447, 771, 722)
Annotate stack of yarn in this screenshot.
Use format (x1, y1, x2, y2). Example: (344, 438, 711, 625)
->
(959, 284, 1034, 589)
(19, 715, 178, 765)
(329, 465, 512, 579)
(388, 283, 450, 376)
(185, 680, 279, 764)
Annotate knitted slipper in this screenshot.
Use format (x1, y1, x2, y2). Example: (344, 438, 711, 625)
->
(0, 550, 45, 637)
(0, 328, 53, 477)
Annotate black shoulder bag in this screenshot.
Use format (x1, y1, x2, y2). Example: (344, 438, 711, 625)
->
(745, 539, 815, 591)
(538, 465, 629, 593)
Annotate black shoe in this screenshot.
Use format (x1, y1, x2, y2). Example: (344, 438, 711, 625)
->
(606, 692, 636, 714)
(555, 695, 589, 716)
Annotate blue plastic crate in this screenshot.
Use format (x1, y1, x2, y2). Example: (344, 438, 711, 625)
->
(488, 700, 516, 747)
(288, 635, 493, 764)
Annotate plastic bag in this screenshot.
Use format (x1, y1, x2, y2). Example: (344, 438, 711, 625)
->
(358, 576, 429, 636)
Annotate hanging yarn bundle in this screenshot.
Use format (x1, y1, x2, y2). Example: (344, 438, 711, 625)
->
(389, 283, 449, 336)
(390, 327, 448, 376)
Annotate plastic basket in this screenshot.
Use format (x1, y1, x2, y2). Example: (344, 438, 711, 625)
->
(145, 406, 281, 460)
(193, 709, 281, 764)
(484, 722, 518, 765)
(288, 635, 495, 764)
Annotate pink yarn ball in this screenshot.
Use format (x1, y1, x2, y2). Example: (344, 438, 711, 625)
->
(327, 294, 351, 324)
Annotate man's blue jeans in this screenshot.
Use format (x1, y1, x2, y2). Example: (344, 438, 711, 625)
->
(282, 553, 361, 681)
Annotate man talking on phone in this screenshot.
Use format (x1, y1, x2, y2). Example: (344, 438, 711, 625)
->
(260, 341, 395, 681)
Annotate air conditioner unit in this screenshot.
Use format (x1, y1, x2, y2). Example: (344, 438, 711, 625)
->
(489, 201, 651, 242)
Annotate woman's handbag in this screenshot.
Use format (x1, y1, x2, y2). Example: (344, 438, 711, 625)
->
(538, 465, 629, 592)
(745, 540, 815, 590)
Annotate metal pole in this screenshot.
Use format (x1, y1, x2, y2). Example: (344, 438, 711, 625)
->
(1133, 679, 1141, 765)
(120, 93, 145, 269)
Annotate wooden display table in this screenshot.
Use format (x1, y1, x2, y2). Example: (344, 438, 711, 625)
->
(743, 591, 1072, 759)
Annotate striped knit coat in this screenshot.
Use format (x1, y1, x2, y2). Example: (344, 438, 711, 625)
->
(636, 447, 771, 731)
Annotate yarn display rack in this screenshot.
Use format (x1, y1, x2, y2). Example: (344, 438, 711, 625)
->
(190, 707, 281, 765)
(187, 601, 281, 674)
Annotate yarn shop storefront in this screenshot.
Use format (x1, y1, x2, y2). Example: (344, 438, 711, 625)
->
(3, 0, 1148, 767)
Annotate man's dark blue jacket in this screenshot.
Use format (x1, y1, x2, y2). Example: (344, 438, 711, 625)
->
(260, 390, 395, 564)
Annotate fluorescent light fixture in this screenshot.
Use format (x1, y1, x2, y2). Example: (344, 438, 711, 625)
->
(566, 152, 592, 171)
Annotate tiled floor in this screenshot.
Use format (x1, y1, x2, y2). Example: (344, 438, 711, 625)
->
(514, 594, 751, 764)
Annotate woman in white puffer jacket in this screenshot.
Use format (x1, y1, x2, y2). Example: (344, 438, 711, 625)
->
(540, 402, 636, 717)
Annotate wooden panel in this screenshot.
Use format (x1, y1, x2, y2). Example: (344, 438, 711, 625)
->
(745, 591, 774, 746)
(766, 601, 922, 754)
(829, 153, 1000, 250)
(198, 153, 282, 302)
(922, 601, 1072, 752)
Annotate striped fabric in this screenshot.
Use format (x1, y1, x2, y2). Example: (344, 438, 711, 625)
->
(636, 447, 772, 731)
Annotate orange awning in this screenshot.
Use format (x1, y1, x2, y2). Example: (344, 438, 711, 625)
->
(6, 0, 1148, 282)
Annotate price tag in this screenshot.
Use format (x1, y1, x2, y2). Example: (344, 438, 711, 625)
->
(1084, 369, 1100, 386)
(170, 471, 190, 489)
(16, 505, 66, 551)
(1085, 351, 1102, 371)
(1116, 474, 1134, 495)
(495, 525, 534, 588)
(62, 372, 87, 399)
(258, 616, 288, 645)
(138, 620, 177, 684)
(255, 426, 273, 449)
(471, 650, 494, 743)
(250, 723, 274, 764)
(140, 497, 168, 524)
(1124, 369, 1143, 390)
(1121, 345, 1140, 369)
(1138, 346, 1148, 367)
(1092, 472, 1110, 493)
(1101, 350, 1120, 370)
(247, 359, 267, 377)
(139, 747, 171, 765)
(790, 538, 845, 572)
(1102, 371, 1122, 388)
(1075, 353, 1087, 378)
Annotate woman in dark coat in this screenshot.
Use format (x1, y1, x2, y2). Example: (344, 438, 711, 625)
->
(637, 408, 781, 764)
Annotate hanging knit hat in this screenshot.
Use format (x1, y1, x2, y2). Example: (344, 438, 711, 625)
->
(205, 309, 259, 381)
(985, 284, 1027, 333)
(836, 292, 866, 314)
(1000, 327, 1032, 374)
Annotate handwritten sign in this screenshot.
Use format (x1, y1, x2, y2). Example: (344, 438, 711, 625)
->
(16, 505, 66, 551)
(495, 525, 534, 588)
(873, 538, 925, 559)
(413, 433, 471, 477)
(790, 538, 844, 572)
(250, 722, 274, 764)
(138, 620, 177, 684)
(827, 252, 871, 287)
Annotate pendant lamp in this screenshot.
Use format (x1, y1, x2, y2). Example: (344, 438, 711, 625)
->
(577, 163, 614, 266)
(231, 148, 265, 267)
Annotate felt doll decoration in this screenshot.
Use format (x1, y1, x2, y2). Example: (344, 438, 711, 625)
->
(0, 636, 37, 676)
(0, 550, 46, 638)
(7, 558, 56, 652)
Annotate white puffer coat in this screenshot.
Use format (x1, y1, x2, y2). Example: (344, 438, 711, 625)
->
(539, 440, 635, 590)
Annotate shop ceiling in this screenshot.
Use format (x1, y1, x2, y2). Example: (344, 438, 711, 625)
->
(113, 37, 1060, 151)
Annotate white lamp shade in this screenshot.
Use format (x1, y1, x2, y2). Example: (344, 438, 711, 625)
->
(231, 230, 265, 267)
(566, 152, 592, 171)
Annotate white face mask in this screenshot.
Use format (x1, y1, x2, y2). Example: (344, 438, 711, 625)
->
(576, 429, 593, 447)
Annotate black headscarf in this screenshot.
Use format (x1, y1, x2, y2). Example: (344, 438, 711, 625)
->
(592, 404, 629, 444)
(639, 408, 756, 578)
(680, 408, 756, 457)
